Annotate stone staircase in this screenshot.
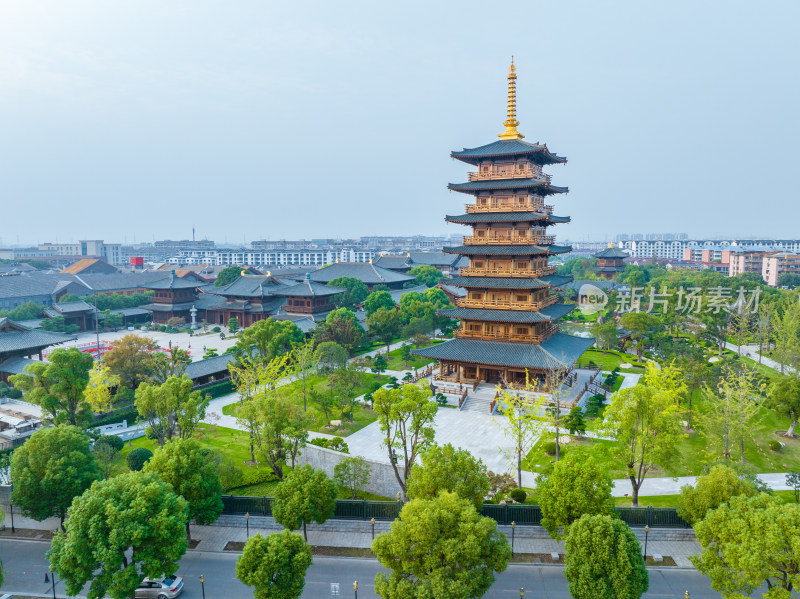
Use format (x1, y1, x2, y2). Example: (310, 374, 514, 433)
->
(461, 384, 498, 414)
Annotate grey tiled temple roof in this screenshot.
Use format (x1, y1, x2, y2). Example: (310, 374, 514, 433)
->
(0, 318, 77, 355)
(214, 275, 289, 298)
(0, 356, 39, 375)
(145, 275, 204, 290)
(445, 212, 570, 224)
(448, 179, 568, 195)
(412, 333, 594, 370)
(271, 278, 345, 298)
(447, 276, 549, 289)
(373, 255, 412, 270)
(594, 246, 630, 259)
(450, 139, 567, 165)
(444, 245, 572, 256)
(308, 262, 413, 285)
(185, 353, 236, 381)
(438, 307, 550, 323)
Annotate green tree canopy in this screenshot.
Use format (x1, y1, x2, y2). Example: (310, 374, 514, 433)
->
(249, 391, 313, 480)
(272, 464, 337, 540)
(564, 514, 648, 599)
(691, 494, 800, 597)
(364, 290, 396, 316)
(314, 307, 367, 352)
(536, 456, 614, 539)
(9, 347, 94, 425)
(372, 491, 510, 599)
(11, 425, 101, 527)
(406, 443, 489, 509)
(101, 333, 159, 389)
(215, 265, 243, 287)
(134, 375, 209, 446)
(334, 456, 372, 499)
(148, 347, 191, 384)
(236, 530, 313, 599)
(328, 276, 369, 309)
(373, 383, 438, 496)
(234, 318, 304, 364)
(767, 374, 800, 437)
(409, 265, 445, 288)
(144, 438, 223, 539)
(315, 341, 349, 372)
(47, 471, 188, 599)
(593, 322, 620, 353)
(367, 307, 402, 355)
(677, 464, 757, 525)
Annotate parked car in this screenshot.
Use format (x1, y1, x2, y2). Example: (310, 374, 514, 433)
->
(135, 576, 184, 598)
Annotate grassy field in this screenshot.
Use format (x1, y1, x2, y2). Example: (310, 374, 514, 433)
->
(383, 345, 436, 371)
(524, 388, 800, 478)
(221, 372, 391, 437)
(577, 349, 647, 374)
(614, 490, 798, 508)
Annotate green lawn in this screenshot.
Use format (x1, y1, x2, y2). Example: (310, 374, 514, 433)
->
(577, 349, 646, 373)
(525, 389, 800, 478)
(383, 345, 436, 371)
(222, 372, 391, 437)
(614, 490, 798, 508)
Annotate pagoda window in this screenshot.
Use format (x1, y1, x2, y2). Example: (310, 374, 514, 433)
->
(469, 292, 483, 300)
(515, 327, 528, 335)
(473, 260, 484, 268)
(515, 294, 529, 302)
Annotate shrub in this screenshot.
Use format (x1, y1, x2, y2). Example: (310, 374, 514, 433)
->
(126, 447, 153, 471)
(435, 393, 448, 406)
(95, 435, 124, 453)
(7, 387, 22, 399)
(769, 440, 782, 452)
(308, 437, 349, 454)
(114, 386, 135, 404)
(92, 406, 138, 428)
(543, 441, 558, 456)
(0, 382, 9, 396)
(240, 467, 279, 487)
(509, 488, 527, 503)
(166, 316, 186, 328)
(212, 326, 221, 332)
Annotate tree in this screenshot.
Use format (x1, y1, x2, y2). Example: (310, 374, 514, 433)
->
(677, 464, 757, 525)
(703, 362, 764, 463)
(563, 405, 587, 437)
(373, 383, 438, 496)
(9, 347, 93, 426)
(767, 375, 800, 437)
(771, 301, 800, 374)
(102, 334, 159, 389)
(399, 344, 412, 368)
(126, 447, 153, 471)
(496, 382, 547, 487)
(564, 515, 648, 599)
(367, 307, 402, 355)
(328, 276, 369, 309)
(144, 438, 223, 540)
(409, 264, 445, 288)
(372, 491, 510, 599)
(593, 322, 619, 353)
(252, 392, 313, 480)
(315, 341, 348, 372)
(134, 375, 209, 446)
(405, 443, 489, 509)
(94, 442, 118, 479)
(372, 354, 388, 374)
(602, 362, 685, 506)
(314, 307, 367, 351)
(229, 316, 240, 334)
(691, 494, 800, 597)
(364, 290, 396, 317)
(291, 339, 316, 412)
(334, 456, 372, 499)
(328, 360, 364, 423)
(536, 457, 614, 539)
(272, 464, 337, 540)
(149, 347, 191, 383)
(235, 318, 304, 364)
(215, 265, 243, 287)
(236, 530, 313, 599)
(11, 425, 101, 528)
(676, 355, 713, 430)
(619, 311, 660, 361)
(778, 273, 800, 289)
(47, 471, 188, 599)
(83, 361, 121, 413)
(787, 472, 800, 503)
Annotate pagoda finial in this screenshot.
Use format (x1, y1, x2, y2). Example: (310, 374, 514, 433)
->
(498, 56, 524, 140)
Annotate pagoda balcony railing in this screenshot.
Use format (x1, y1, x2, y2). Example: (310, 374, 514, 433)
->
(456, 295, 559, 311)
(463, 234, 555, 246)
(467, 169, 551, 183)
(466, 201, 553, 214)
(455, 324, 559, 343)
(459, 265, 557, 278)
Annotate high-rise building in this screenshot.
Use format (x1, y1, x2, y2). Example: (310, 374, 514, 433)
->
(414, 60, 592, 390)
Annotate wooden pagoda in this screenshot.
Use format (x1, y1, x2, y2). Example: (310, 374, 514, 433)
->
(414, 59, 593, 390)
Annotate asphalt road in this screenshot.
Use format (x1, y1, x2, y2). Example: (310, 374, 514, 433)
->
(0, 538, 724, 598)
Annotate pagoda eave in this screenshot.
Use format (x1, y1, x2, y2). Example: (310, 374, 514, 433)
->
(450, 139, 567, 166)
(446, 274, 573, 289)
(447, 180, 569, 196)
(445, 212, 570, 225)
(443, 244, 572, 256)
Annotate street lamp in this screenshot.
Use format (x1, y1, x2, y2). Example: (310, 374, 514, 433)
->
(371, 517, 375, 540)
(643, 524, 650, 560)
(353, 580, 358, 599)
(245, 512, 250, 539)
(520, 588, 525, 598)
(50, 570, 56, 599)
(9, 500, 14, 533)
(511, 521, 516, 555)
(199, 574, 206, 599)
(684, 592, 689, 599)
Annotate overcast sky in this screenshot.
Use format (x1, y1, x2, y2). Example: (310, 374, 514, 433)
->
(0, 0, 798, 246)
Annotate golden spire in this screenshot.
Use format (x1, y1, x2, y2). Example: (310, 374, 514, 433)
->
(498, 56, 524, 140)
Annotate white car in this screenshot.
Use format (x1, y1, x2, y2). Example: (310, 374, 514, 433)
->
(135, 576, 184, 599)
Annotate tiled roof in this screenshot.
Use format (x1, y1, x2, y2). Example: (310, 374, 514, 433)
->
(0, 275, 85, 301)
(373, 255, 412, 270)
(185, 353, 236, 381)
(388, 285, 429, 304)
(411, 332, 594, 370)
(0, 356, 39, 375)
(108, 307, 151, 317)
(0, 318, 77, 355)
(447, 276, 549, 289)
(594, 247, 630, 259)
(445, 212, 569, 224)
(443, 245, 572, 256)
(438, 307, 550, 323)
(437, 284, 467, 297)
(60, 259, 118, 275)
(451, 139, 567, 165)
(145, 275, 203, 290)
(271, 279, 345, 298)
(538, 303, 576, 320)
(50, 300, 96, 314)
(448, 179, 568, 195)
(214, 275, 289, 298)
(308, 262, 413, 285)
(272, 313, 318, 333)
(407, 252, 459, 267)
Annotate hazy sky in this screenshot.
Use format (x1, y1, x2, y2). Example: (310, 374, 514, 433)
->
(1, 0, 798, 246)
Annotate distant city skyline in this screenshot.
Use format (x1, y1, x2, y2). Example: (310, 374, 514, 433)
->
(1, 1, 798, 244)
